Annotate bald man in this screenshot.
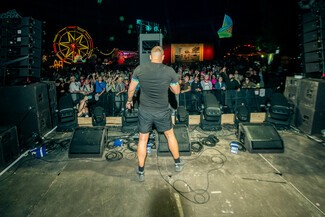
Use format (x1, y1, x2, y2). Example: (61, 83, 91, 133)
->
(126, 46, 184, 182)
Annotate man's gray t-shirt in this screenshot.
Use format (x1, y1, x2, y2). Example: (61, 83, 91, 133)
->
(132, 62, 178, 111)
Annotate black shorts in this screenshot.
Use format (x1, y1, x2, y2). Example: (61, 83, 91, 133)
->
(138, 107, 172, 133)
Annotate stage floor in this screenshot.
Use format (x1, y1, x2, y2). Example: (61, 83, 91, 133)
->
(0, 124, 325, 217)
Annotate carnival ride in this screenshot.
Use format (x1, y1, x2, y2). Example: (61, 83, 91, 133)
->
(53, 26, 94, 64)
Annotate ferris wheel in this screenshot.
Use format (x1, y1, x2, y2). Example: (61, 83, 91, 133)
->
(53, 26, 94, 64)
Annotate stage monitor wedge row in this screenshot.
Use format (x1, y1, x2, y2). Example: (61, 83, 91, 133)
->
(238, 122, 284, 153)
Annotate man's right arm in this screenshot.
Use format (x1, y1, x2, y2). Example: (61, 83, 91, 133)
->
(169, 70, 180, 94)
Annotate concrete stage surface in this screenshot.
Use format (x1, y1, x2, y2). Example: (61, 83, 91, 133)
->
(0, 122, 325, 217)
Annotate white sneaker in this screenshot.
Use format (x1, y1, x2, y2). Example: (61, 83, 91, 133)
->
(136, 169, 145, 182)
(175, 159, 185, 172)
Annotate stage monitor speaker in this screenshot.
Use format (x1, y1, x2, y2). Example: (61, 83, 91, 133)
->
(238, 122, 284, 153)
(0, 125, 19, 169)
(298, 78, 325, 110)
(157, 124, 191, 156)
(68, 127, 106, 158)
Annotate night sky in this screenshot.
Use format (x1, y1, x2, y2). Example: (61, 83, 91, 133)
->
(1, 0, 301, 56)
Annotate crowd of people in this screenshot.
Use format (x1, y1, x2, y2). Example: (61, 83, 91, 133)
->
(53, 54, 286, 118)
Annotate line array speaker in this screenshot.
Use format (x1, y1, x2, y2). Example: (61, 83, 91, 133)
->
(0, 17, 42, 80)
(300, 10, 325, 78)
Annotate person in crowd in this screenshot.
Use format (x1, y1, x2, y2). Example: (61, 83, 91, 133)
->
(115, 76, 126, 114)
(126, 46, 184, 182)
(191, 75, 203, 111)
(211, 74, 217, 89)
(124, 76, 130, 91)
(79, 74, 86, 86)
(55, 77, 69, 102)
(242, 77, 256, 88)
(188, 74, 194, 85)
(104, 76, 117, 116)
(180, 74, 191, 94)
(77, 77, 94, 117)
(250, 68, 261, 85)
(220, 67, 241, 112)
(179, 74, 191, 108)
(200, 74, 213, 91)
(214, 75, 227, 105)
(94, 75, 106, 105)
(69, 75, 81, 105)
(234, 70, 244, 84)
(80, 77, 94, 96)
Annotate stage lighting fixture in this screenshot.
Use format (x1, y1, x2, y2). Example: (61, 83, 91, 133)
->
(199, 92, 222, 131)
(122, 108, 139, 133)
(92, 106, 106, 127)
(266, 93, 293, 126)
(236, 104, 250, 122)
(175, 106, 189, 126)
(56, 94, 78, 131)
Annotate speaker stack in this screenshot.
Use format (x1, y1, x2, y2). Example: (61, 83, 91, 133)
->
(41, 80, 58, 127)
(296, 78, 325, 135)
(283, 76, 301, 126)
(0, 82, 52, 147)
(0, 17, 42, 84)
(300, 2, 325, 78)
(0, 125, 19, 169)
